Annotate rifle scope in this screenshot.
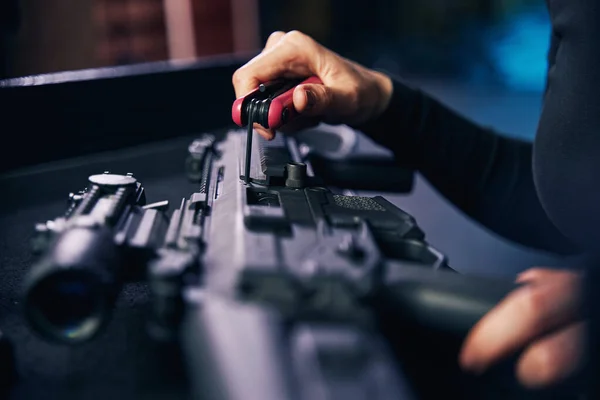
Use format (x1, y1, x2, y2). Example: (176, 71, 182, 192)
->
(22, 173, 141, 344)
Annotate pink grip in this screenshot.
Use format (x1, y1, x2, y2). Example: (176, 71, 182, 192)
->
(268, 76, 323, 129)
(231, 85, 262, 127)
(231, 76, 323, 129)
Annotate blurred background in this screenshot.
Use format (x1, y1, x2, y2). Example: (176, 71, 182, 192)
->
(0, 0, 550, 139)
(1, 0, 549, 87)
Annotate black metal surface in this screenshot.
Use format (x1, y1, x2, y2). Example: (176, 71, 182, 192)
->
(0, 55, 255, 174)
(0, 129, 583, 400)
(0, 141, 195, 400)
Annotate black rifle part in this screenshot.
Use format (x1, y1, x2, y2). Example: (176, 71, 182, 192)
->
(22, 130, 560, 400)
(23, 172, 170, 343)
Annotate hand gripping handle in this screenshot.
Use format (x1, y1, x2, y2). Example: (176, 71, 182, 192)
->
(267, 76, 322, 129)
(232, 76, 323, 129)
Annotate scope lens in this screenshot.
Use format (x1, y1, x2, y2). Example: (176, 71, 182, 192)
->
(27, 271, 105, 343)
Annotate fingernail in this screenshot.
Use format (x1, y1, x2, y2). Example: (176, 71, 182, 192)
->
(516, 271, 536, 284)
(462, 360, 486, 375)
(259, 128, 275, 140)
(305, 89, 316, 110)
(459, 350, 486, 375)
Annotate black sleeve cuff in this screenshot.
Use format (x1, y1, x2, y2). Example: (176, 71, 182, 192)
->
(351, 77, 423, 167)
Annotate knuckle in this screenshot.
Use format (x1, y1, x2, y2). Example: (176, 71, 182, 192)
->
(520, 287, 550, 327)
(347, 81, 361, 93)
(346, 84, 362, 110)
(524, 267, 546, 278)
(269, 30, 285, 40)
(285, 30, 311, 46)
(285, 30, 304, 40)
(232, 69, 243, 86)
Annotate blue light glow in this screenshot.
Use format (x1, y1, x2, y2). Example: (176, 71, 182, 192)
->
(486, 9, 551, 91)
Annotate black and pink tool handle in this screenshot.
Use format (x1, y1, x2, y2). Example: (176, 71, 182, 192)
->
(232, 76, 323, 129)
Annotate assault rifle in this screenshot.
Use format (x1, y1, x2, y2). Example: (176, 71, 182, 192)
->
(22, 128, 518, 400)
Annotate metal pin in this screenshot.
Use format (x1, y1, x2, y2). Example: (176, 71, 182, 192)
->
(244, 100, 256, 184)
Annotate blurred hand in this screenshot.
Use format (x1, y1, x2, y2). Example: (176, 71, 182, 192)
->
(460, 268, 586, 388)
(232, 30, 393, 140)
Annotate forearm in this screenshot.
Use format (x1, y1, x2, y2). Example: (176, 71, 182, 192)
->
(356, 78, 578, 255)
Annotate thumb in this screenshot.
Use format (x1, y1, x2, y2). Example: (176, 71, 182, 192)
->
(293, 83, 336, 117)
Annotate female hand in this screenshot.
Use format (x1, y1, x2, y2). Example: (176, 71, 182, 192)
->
(232, 30, 393, 140)
(460, 268, 586, 388)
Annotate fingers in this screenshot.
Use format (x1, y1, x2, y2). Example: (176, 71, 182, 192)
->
(244, 30, 299, 141)
(232, 31, 325, 98)
(235, 30, 287, 99)
(460, 269, 581, 374)
(253, 116, 320, 140)
(263, 31, 286, 52)
(292, 82, 357, 125)
(516, 267, 563, 284)
(252, 123, 275, 140)
(255, 80, 334, 139)
(293, 83, 334, 116)
(517, 322, 586, 388)
(233, 30, 392, 130)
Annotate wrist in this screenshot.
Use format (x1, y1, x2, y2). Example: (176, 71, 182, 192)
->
(371, 71, 394, 121)
(351, 75, 422, 168)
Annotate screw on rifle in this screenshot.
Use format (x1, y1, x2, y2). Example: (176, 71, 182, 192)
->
(68, 191, 85, 203)
(285, 162, 307, 189)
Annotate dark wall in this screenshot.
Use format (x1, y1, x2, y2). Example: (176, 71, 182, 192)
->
(0, 56, 248, 174)
(0, 0, 21, 79)
(8, 0, 98, 77)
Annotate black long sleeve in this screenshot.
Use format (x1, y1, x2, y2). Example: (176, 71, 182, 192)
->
(355, 0, 600, 257)
(533, 0, 600, 254)
(355, 78, 578, 255)
(530, 3, 600, 394)
(357, 0, 600, 391)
